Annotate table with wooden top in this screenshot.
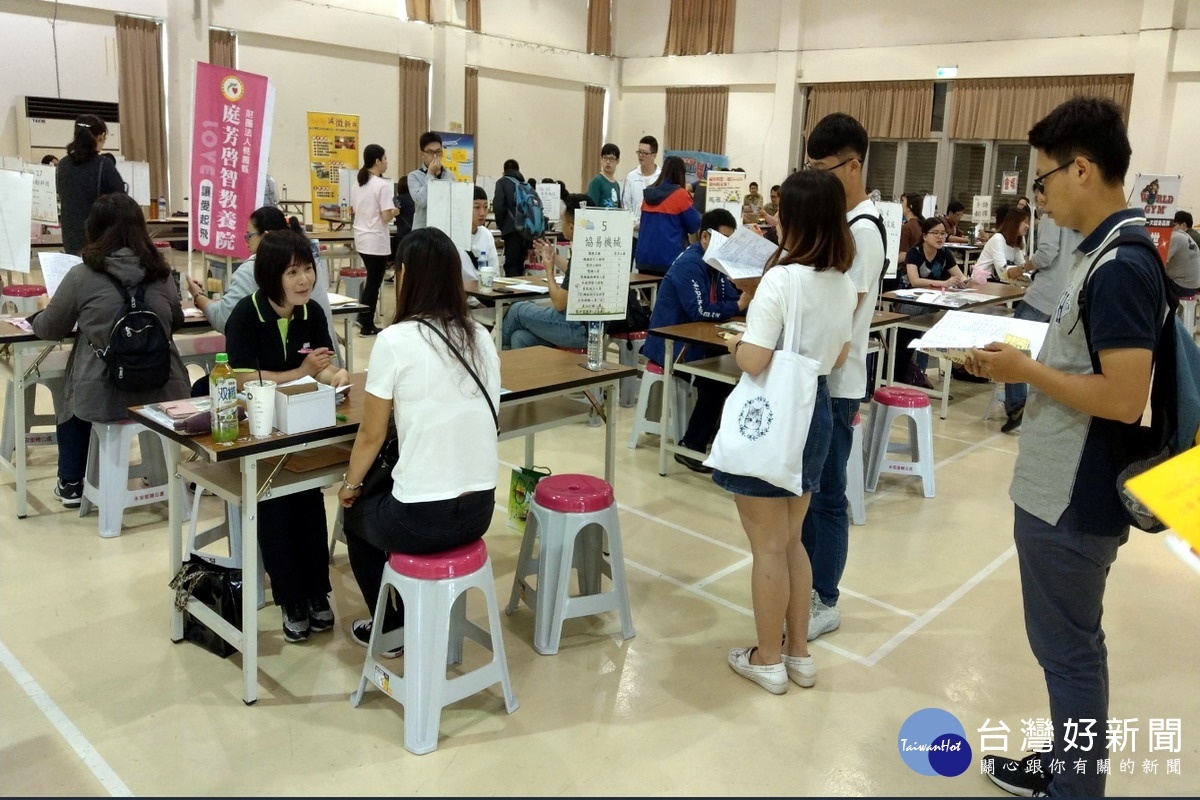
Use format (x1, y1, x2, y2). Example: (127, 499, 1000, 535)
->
(880, 281, 1025, 312)
(132, 347, 634, 704)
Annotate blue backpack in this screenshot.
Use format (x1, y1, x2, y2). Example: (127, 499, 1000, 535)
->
(506, 177, 546, 240)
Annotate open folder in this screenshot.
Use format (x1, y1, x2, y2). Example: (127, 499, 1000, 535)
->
(702, 227, 784, 281)
(910, 310, 1049, 364)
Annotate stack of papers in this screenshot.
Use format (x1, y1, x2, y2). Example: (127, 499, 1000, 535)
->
(910, 310, 1049, 364)
(703, 227, 783, 280)
(142, 398, 212, 435)
(892, 289, 996, 309)
(326, 293, 360, 306)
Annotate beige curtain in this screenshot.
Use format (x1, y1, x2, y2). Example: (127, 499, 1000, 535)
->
(949, 75, 1134, 140)
(208, 29, 236, 68)
(406, 0, 431, 23)
(666, 86, 728, 154)
(587, 0, 612, 57)
(664, 0, 734, 56)
(400, 57, 431, 172)
(465, 67, 479, 172)
(581, 86, 605, 191)
(115, 15, 168, 202)
(465, 0, 481, 31)
(804, 81, 934, 140)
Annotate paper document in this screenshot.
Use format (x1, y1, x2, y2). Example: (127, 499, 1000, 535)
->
(910, 310, 1049, 363)
(326, 292, 360, 306)
(703, 227, 782, 281)
(716, 321, 747, 333)
(37, 252, 83, 297)
(892, 289, 996, 309)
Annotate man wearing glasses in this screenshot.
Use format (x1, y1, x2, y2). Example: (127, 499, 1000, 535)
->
(622, 135, 661, 255)
(966, 98, 1169, 798)
(407, 131, 452, 231)
(587, 143, 623, 210)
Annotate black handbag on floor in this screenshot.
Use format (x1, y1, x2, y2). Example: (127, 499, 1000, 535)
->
(169, 555, 243, 659)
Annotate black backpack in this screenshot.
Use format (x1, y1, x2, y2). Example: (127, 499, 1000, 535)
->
(99, 273, 172, 392)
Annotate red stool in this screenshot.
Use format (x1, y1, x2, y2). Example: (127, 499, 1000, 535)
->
(864, 386, 935, 498)
(1, 284, 48, 316)
(337, 266, 368, 303)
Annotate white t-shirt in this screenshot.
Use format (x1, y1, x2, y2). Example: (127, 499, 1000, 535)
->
(976, 232, 1024, 279)
(741, 264, 856, 375)
(464, 225, 500, 283)
(351, 174, 397, 256)
(364, 319, 501, 503)
(622, 165, 661, 234)
(828, 199, 886, 399)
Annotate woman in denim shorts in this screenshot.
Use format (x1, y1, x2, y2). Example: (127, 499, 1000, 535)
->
(714, 169, 858, 694)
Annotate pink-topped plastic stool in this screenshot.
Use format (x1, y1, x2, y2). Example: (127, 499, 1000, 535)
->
(506, 474, 635, 655)
(609, 330, 648, 407)
(351, 539, 518, 755)
(337, 266, 368, 300)
(627, 360, 691, 450)
(1, 284, 47, 316)
(864, 386, 936, 498)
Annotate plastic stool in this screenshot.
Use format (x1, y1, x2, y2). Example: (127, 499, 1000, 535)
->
(0, 377, 62, 460)
(864, 386, 936, 498)
(1, 284, 48, 316)
(982, 383, 1006, 422)
(175, 332, 227, 371)
(1180, 296, 1196, 335)
(79, 421, 176, 538)
(338, 266, 368, 301)
(350, 540, 518, 755)
(609, 331, 647, 407)
(505, 474, 635, 655)
(848, 412, 866, 526)
(627, 362, 690, 450)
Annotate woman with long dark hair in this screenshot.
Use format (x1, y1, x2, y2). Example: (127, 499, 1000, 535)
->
(338, 227, 500, 652)
(634, 155, 701, 275)
(717, 170, 857, 694)
(975, 206, 1030, 282)
(31, 194, 190, 509)
(56, 114, 125, 255)
(351, 144, 399, 335)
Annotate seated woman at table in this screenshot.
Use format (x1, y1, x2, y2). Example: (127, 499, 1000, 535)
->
(30, 193, 191, 507)
(223, 230, 350, 644)
(642, 208, 748, 473)
(501, 194, 589, 350)
(974, 206, 1030, 283)
(337, 227, 499, 652)
(891, 217, 968, 386)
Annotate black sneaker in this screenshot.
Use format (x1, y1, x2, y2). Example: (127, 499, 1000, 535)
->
(357, 321, 380, 336)
(308, 595, 334, 632)
(54, 478, 83, 508)
(982, 753, 1051, 797)
(282, 603, 310, 642)
(350, 618, 403, 658)
(1001, 405, 1024, 434)
(674, 453, 713, 474)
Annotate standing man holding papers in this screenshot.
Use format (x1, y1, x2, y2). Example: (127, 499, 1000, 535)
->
(798, 113, 887, 642)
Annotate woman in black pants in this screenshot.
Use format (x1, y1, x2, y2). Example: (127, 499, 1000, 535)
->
(350, 144, 399, 335)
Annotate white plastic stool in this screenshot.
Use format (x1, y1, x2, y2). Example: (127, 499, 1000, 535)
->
(982, 383, 1006, 422)
(848, 412, 866, 526)
(1180, 296, 1196, 336)
(0, 377, 62, 461)
(175, 332, 227, 371)
(506, 474, 635, 655)
(337, 266, 368, 301)
(864, 386, 936, 499)
(79, 422, 175, 538)
(609, 331, 647, 408)
(627, 362, 691, 450)
(350, 540, 518, 755)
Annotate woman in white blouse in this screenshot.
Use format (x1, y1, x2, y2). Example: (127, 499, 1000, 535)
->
(351, 144, 399, 335)
(974, 207, 1030, 283)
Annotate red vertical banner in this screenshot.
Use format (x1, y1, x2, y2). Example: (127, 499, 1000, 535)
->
(190, 63, 275, 260)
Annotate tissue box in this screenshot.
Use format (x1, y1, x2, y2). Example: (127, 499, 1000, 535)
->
(273, 382, 335, 434)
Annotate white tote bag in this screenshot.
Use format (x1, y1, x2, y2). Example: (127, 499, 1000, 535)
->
(702, 289, 822, 495)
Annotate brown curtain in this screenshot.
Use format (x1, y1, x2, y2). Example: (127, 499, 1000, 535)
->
(406, 0, 431, 23)
(208, 29, 236, 68)
(804, 81, 934, 140)
(664, 0, 734, 56)
(581, 86, 605, 191)
(400, 57, 431, 172)
(115, 15, 168, 202)
(949, 75, 1134, 140)
(587, 0, 612, 57)
(465, 67, 479, 171)
(465, 0, 481, 31)
(666, 86, 728, 154)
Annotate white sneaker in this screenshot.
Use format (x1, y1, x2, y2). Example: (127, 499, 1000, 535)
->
(780, 653, 817, 688)
(807, 596, 841, 641)
(727, 647, 787, 694)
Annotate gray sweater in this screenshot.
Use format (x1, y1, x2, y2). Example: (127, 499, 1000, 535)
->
(31, 248, 191, 422)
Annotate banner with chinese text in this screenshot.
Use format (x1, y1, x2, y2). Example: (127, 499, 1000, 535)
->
(190, 63, 274, 260)
(566, 209, 633, 321)
(308, 112, 359, 225)
(1132, 173, 1182, 262)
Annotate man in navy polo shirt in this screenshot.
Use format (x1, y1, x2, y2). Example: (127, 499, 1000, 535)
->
(965, 97, 1168, 798)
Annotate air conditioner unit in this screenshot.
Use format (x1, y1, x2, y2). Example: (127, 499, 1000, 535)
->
(16, 96, 122, 163)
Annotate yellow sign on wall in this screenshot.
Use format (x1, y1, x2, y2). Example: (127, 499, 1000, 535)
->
(307, 112, 359, 225)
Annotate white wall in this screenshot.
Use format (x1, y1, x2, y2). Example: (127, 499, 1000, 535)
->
(480, 0, 589, 52)
(477, 71, 585, 190)
(726, 88, 780, 185)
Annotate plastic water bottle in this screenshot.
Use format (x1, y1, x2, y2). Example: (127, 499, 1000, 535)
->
(281, 183, 288, 201)
(586, 321, 603, 371)
(340, 199, 349, 221)
(478, 250, 494, 288)
(974, 222, 984, 243)
(157, 196, 168, 221)
(209, 353, 239, 443)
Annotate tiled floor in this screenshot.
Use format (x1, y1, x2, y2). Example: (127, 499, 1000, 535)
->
(1, 275, 1198, 796)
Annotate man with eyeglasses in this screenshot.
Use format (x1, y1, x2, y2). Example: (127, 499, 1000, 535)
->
(587, 143, 623, 210)
(965, 97, 1169, 799)
(622, 135, 661, 256)
(407, 131, 452, 231)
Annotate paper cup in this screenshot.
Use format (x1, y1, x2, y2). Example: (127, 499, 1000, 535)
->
(244, 380, 277, 437)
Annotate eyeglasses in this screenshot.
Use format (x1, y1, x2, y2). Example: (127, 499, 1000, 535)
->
(636, 150, 653, 157)
(927, 231, 948, 238)
(601, 155, 619, 162)
(423, 147, 442, 156)
(243, 231, 259, 242)
(803, 157, 858, 172)
(1032, 161, 1072, 194)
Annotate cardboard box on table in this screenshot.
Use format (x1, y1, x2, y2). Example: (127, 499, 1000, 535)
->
(273, 382, 335, 434)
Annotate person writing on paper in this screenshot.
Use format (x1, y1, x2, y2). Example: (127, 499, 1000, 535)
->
(57, 114, 125, 255)
(222, 230, 348, 644)
(641, 208, 748, 473)
(891, 217, 968, 386)
(635, 156, 702, 276)
(714, 169, 856, 694)
(30, 194, 190, 508)
(501, 194, 589, 350)
(337, 227, 500, 653)
(351, 144, 399, 336)
(975, 206, 1030, 283)
(941, 200, 970, 243)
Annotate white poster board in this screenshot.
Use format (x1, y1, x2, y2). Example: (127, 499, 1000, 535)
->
(1, 157, 22, 172)
(921, 194, 939, 219)
(475, 175, 498, 208)
(112, 158, 151, 206)
(972, 195, 992, 224)
(705, 170, 747, 227)
(536, 183, 562, 223)
(877, 201, 903, 279)
(27, 164, 57, 225)
(565, 208, 633, 321)
(0, 170, 34, 274)
(426, 179, 473, 251)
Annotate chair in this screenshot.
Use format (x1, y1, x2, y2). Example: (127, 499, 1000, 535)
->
(1, 284, 48, 316)
(506, 474, 635, 655)
(79, 421, 178, 538)
(627, 362, 690, 450)
(864, 386, 936, 499)
(350, 540, 518, 755)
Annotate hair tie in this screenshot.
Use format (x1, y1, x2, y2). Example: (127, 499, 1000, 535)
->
(76, 122, 93, 129)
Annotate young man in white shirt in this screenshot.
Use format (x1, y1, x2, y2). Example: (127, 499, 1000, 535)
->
(464, 184, 499, 284)
(799, 113, 887, 642)
(621, 135, 661, 257)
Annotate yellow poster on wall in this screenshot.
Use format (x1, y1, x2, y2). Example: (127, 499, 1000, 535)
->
(307, 111, 359, 227)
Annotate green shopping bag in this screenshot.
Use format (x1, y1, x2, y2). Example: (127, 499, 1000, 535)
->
(508, 465, 551, 532)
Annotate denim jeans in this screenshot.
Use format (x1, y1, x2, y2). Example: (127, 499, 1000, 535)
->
(1004, 301, 1052, 414)
(502, 300, 588, 350)
(1014, 504, 1127, 798)
(801, 397, 859, 606)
